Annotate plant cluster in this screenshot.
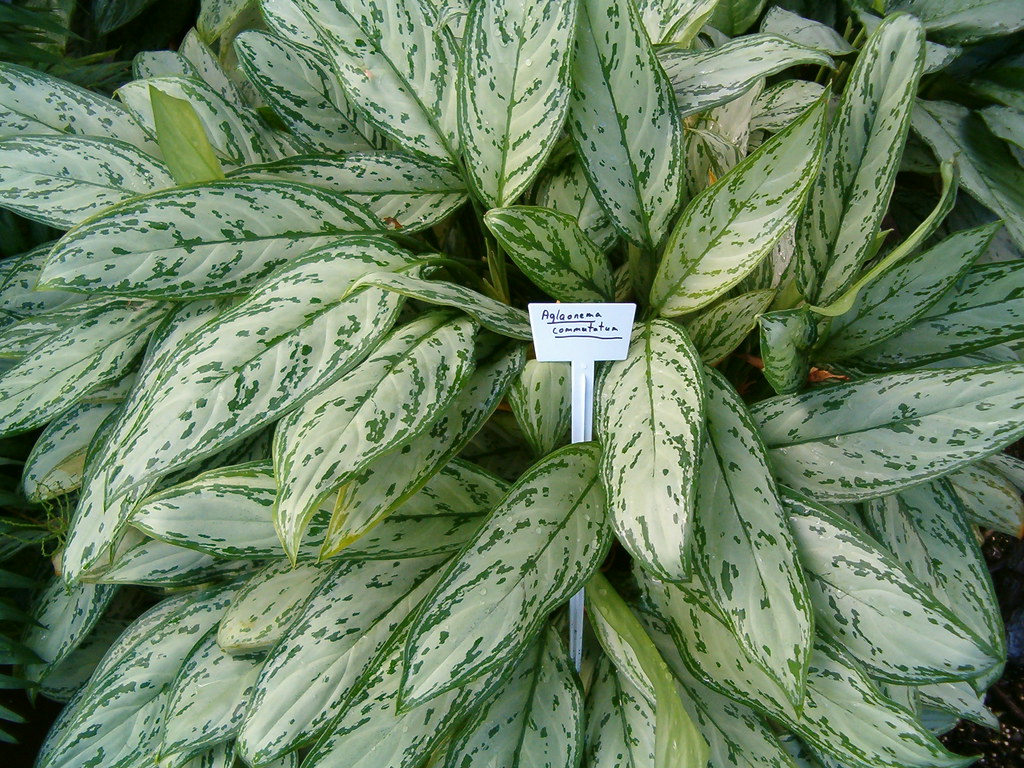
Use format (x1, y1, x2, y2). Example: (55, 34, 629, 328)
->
(2, 0, 1024, 767)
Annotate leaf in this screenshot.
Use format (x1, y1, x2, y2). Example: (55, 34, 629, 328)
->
(98, 539, 254, 588)
(595, 320, 705, 581)
(751, 364, 1024, 501)
(634, 0, 717, 45)
(793, 14, 926, 305)
(349, 271, 532, 339)
(295, 0, 459, 164)
(274, 314, 477, 560)
(709, 0, 767, 35)
(587, 571, 709, 768)
(759, 308, 817, 395)
(236, 556, 445, 765)
(401, 442, 609, 707)
(684, 289, 774, 365)
(568, 0, 684, 250)
(821, 223, 1000, 360)
(40, 181, 382, 299)
(0, 298, 167, 438)
(760, 6, 855, 55)
(98, 237, 412, 500)
(0, 244, 82, 329)
(887, 0, 1024, 44)
(484, 206, 615, 302)
(94, 0, 160, 32)
(980, 105, 1024, 150)
(0, 62, 156, 152)
(534, 156, 618, 251)
(785, 490, 1000, 684)
(160, 628, 264, 766)
(649, 98, 826, 317)
(917, 680, 999, 730)
(948, 460, 1024, 536)
(584, 655, 657, 768)
(508, 359, 571, 456)
(0, 135, 173, 229)
(459, 0, 576, 206)
(443, 626, 583, 768)
(657, 35, 832, 119)
(694, 368, 813, 705)
(199, 0, 259, 43)
(322, 340, 524, 554)
(234, 30, 381, 153)
(749, 80, 826, 133)
(149, 86, 225, 184)
(38, 586, 235, 768)
(231, 152, 466, 232)
(853, 258, 1024, 369)
(216, 560, 333, 653)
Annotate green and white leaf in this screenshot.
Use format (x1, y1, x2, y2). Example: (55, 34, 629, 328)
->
(752, 364, 1024, 501)
(980, 105, 1024, 150)
(534, 156, 618, 251)
(0, 244, 82, 330)
(917, 680, 999, 730)
(401, 443, 609, 706)
(349, 271, 532, 339)
(635, 0, 717, 45)
(274, 314, 476, 559)
(217, 560, 333, 653)
(237, 556, 445, 765)
(198, 0, 259, 43)
(596, 320, 705, 581)
(508, 359, 570, 456)
(657, 35, 832, 119)
(160, 628, 264, 767)
(40, 180, 382, 299)
(568, 0, 684, 250)
(484, 206, 616, 302)
(749, 80, 826, 133)
(98, 539, 254, 588)
(760, 6, 854, 56)
(856, 10, 961, 75)
(649, 98, 825, 316)
(0, 136, 173, 229)
(709, 0, 767, 36)
(232, 152, 465, 233)
(584, 655, 657, 768)
(759, 307, 817, 395)
(443, 626, 583, 768)
(947, 461, 1024, 537)
(695, 368, 813, 705)
(684, 289, 774, 365)
(785, 490, 1000, 683)
(459, 0, 576, 207)
(793, 15, 926, 304)
(822, 223, 999, 360)
(887, 0, 1024, 44)
(99, 237, 412, 500)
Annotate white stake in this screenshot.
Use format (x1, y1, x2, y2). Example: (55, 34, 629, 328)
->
(528, 303, 636, 671)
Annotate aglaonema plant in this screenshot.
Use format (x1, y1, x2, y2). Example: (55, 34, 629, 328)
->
(2, 0, 1024, 767)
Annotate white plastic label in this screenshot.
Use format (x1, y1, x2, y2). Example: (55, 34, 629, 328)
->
(528, 303, 636, 362)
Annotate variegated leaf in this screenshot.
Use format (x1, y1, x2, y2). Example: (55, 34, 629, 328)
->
(349, 271, 532, 339)
(760, 6, 854, 56)
(695, 368, 812, 705)
(234, 31, 381, 153)
(274, 314, 476, 559)
(39, 181, 383, 299)
(160, 628, 264, 767)
(177, 743, 236, 768)
(534, 156, 618, 251)
(596, 320, 705, 581)
(484, 206, 616, 302)
(980, 105, 1024, 150)
(862, 481, 1005, 674)
(917, 680, 999, 730)
(23, 398, 119, 501)
(217, 560, 334, 653)
(822, 223, 999, 360)
(460, 0, 576, 206)
(785, 490, 999, 684)
(658, 35, 832, 119)
(303, 619, 500, 768)
(443, 626, 582, 768)
(709, 0, 767, 35)
(98, 539, 254, 588)
(179, 29, 246, 105)
(38, 586, 236, 768)
(569, 0, 683, 250)
(0, 244, 82, 330)
(758, 307, 816, 395)
(752, 364, 1024, 501)
(685, 289, 774, 365)
(0, 298, 167, 437)
(854, 257, 1024, 369)
(949, 459, 1024, 536)
(323, 341, 524, 554)
(856, 10, 961, 75)
(199, 0, 259, 42)
(98, 237, 413, 500)
(584, 655, 656, 768)
(231, 152, 466, 232)
(794, 15, 926, 304)
(0, 62, 157, 152)
(0, 136, 173, 229)
(401, 443, 609, 706)
(39, 614, 133, 703)
(649, 98, 825, 317)
(117, 76, 292, 166)
(749, 80, 826, 133)
(888, 0, 1024, 44)
(635, 0, 716, 44)
(294, 0, 459, 164)
(508, 359, 571, 456)
(237, 556, 445, 765)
